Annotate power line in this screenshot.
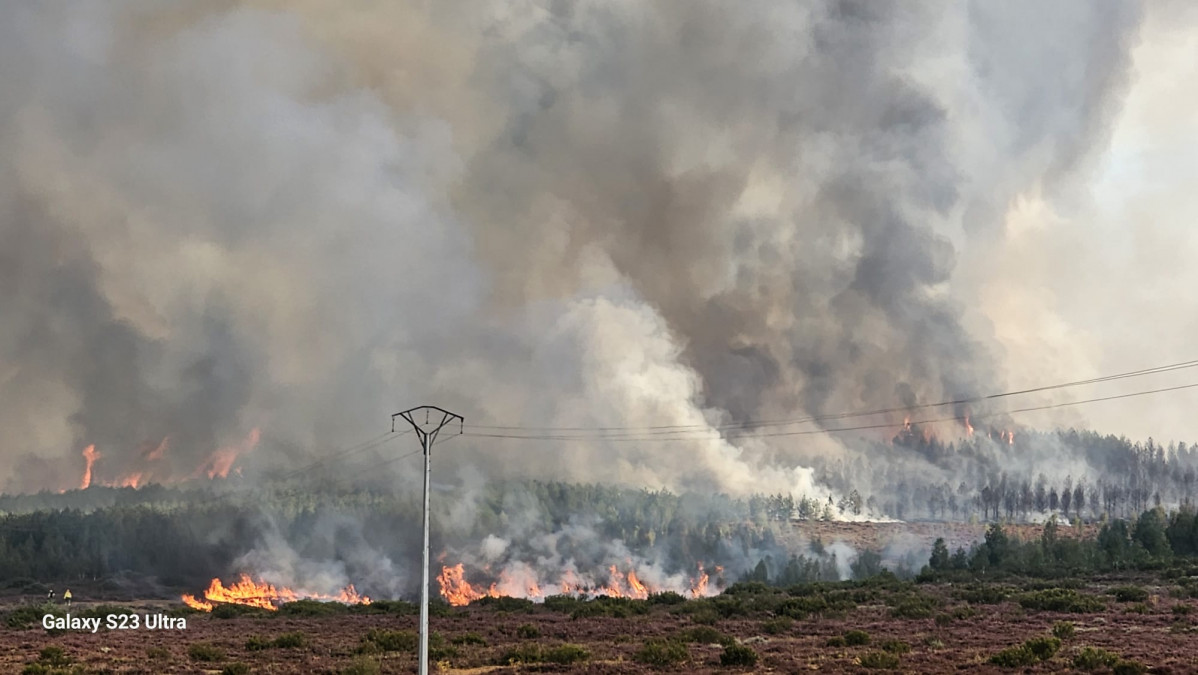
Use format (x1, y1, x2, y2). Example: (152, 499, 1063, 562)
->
(341, 433, 463, 479)
(277, 430, 407, 481)
(390, 405, 464, 675)
(459, 380, 1198, 443)
(463, 357, 1198, 437)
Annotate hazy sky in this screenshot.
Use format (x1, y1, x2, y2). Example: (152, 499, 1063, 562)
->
(1, 1, 1196, 496)
(980, 2, 1198, 442)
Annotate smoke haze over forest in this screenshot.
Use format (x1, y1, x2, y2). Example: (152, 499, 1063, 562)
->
(2, 0, 1198, 507)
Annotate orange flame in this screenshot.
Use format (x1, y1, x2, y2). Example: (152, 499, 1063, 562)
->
(437, 563, 500, 606)
(690, 563, 710, 598)
(193, 428, 260, 479)
(114, 472, 143, 488)
(181, 594, 213, 611)
(181, 573, 370, 612)
(335, 584, 370, 605)
(963, 414, 974, 437)
(145, 437, 169, 461)
(80, 445, 100, 489)
(602, 565, 624, 598)
(438, 561, 723, 604)
(560, 570, 580, 595)
(627, 570, 648, 599)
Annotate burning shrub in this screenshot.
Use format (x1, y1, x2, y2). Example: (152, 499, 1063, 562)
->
(720, 643, 759, 667)
(187, 642, 225, 662)
(632, 638, 689, 668)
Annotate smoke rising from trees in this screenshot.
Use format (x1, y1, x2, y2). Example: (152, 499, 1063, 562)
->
(1, 1, 1187, 508)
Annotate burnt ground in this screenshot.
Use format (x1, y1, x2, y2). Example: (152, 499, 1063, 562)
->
(4, 578, 1198, 674)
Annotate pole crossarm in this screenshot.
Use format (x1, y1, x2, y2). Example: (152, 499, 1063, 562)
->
(391, 405, 463, 675)
(392, 405, 464, 450)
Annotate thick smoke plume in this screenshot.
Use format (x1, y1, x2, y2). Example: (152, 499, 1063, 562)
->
(0, 0, 1180, 514)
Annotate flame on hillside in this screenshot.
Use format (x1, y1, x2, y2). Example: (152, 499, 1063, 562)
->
(73, 430, 259, 491)
(193, 428, 261, 479)
(436, 561, 721, 607)
(181, 573, 371, 612)
(79, 445, 100, 489)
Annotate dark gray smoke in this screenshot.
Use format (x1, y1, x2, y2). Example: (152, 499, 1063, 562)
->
(0, 2, 1154, 498)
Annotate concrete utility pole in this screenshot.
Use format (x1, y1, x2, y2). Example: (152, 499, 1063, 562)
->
(391, 406, 463, 675)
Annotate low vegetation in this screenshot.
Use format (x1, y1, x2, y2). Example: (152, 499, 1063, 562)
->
(497, 643, 591, 665)
(990, 635, 1061, 667)
(858, 651, 901, 669)
(187, 642, 225, 662)
(632, 638, 689, 667)
(246, 632, 306, 650)
(719, 643, 758, 667)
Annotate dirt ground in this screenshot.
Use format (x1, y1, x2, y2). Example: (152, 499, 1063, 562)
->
(5, 582, 1198, 674)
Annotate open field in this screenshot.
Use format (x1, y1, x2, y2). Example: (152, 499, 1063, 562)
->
(5, 570, 1197, 674)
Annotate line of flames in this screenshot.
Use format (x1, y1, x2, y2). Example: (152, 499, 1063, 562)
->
(436, 562, 720, 607)
(181, 573, 371, 612)
(897, 417, 1015, 446)
(73, 429, 259, 493)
